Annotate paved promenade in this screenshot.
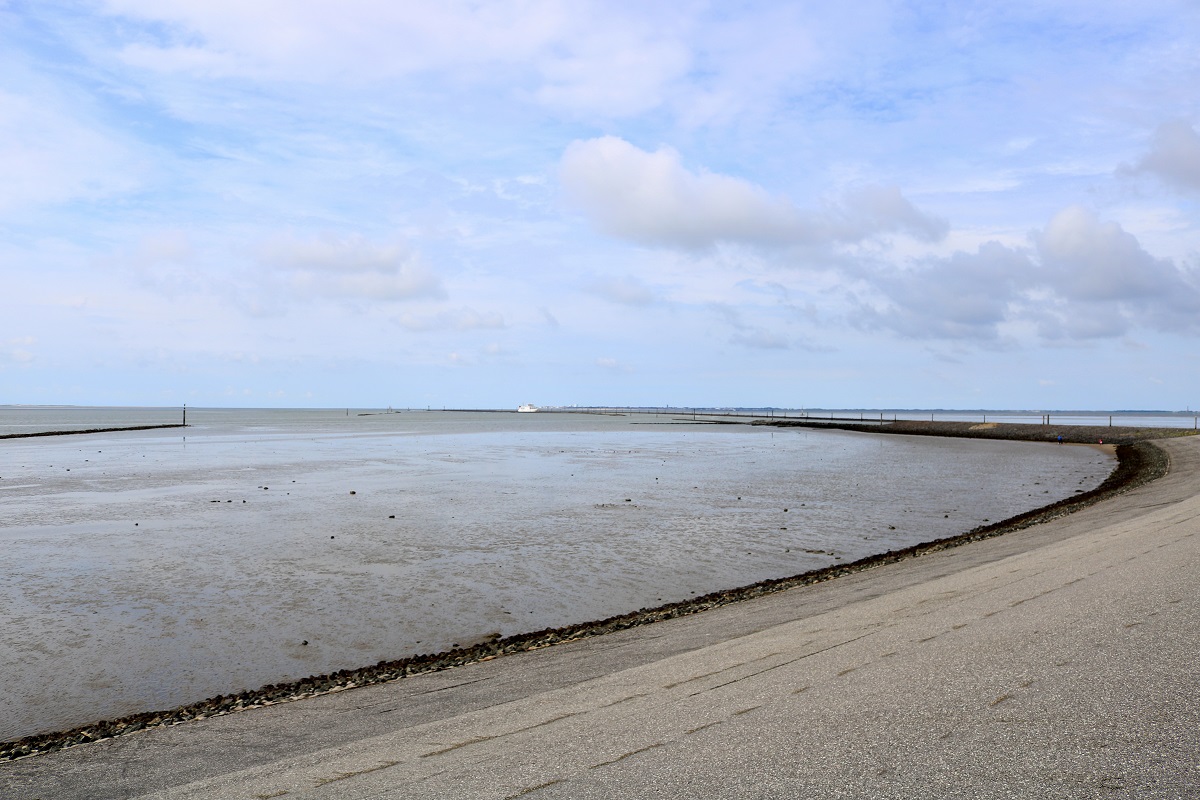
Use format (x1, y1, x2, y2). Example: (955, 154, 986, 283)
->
(4, 437, 1198, 799)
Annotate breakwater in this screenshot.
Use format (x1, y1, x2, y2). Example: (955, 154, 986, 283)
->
(0, 424, 185, 440)
(752, 417, 1196, 445)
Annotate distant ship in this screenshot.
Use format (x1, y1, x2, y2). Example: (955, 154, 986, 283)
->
(517, 404, 539, 413)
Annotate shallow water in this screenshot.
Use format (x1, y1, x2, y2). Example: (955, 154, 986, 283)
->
(0, 410, 1113, 740)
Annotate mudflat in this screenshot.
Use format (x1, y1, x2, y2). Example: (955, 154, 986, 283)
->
(3, 435, 1198, 799)
(0, 419, 1116, 744)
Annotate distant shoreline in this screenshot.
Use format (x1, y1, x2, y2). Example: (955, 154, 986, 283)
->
(0, 424, 186, 441)
(751, 417, 1198, 445)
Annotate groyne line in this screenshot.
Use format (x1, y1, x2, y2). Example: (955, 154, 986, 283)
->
(0, 424, 186, 440)
(0, 434, 1169, 762)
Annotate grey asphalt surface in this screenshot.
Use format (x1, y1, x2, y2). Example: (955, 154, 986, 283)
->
(4, 437, 1198, 799)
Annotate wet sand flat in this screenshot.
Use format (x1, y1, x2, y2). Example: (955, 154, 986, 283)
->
(0, 415, 1112, 741)
(3, 435, 1197, 798)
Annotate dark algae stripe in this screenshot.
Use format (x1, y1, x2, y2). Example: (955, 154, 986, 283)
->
(0, 424, 185, 440)
(0, 432, 1171, 762)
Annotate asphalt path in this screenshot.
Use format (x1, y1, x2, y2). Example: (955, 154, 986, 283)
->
(4, 437, 1198, 799)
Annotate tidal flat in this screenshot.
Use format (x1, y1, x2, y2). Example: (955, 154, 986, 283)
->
(0, 410, 1114, 741)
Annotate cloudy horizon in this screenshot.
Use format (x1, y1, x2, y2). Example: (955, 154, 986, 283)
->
(2, 2, 1198, 410)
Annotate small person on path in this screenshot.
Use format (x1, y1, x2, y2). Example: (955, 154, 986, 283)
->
(1057, 435, 1063, 444)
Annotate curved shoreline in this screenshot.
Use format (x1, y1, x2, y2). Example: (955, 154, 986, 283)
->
(0, 432, 1169, 762)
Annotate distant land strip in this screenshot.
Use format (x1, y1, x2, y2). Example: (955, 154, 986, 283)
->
(0, 424, 186, 440)
(0, 426, 1171, 762)
(752, 417, 1198, 445)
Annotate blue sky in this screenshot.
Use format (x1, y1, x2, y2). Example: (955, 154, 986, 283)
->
(2, 1, 1198, 410)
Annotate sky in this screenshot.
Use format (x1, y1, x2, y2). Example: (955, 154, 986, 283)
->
(2, 1, 1199, 410)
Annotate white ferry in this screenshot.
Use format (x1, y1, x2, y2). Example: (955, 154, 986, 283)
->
(517, 404, 539, 413)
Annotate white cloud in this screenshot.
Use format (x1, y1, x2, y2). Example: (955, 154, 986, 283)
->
(103, 1, 693, 118)
(861, 241, 1033, 341)
(134, 230, 193, 266)
(0, 89, 143, 212)
(585, 275, 660, 306)
(482, 342, 510, 357)
(259, 233, 444, 302)
(1003, 136, 1037, 154)
(838, 185, 948, 243)
(560, 136, 946, 249)
(395, 308, 505, 332)
(1130, 119, 1200, 191)
(730, 328, 789, 350)
(107, 0, 563, 79)
(1031, 206, 1200, 337)
(126, 230, 199, 296)
(667, 3, 828, 126)
(561, 136, 803, 248)
(1031, 302, 1131, 341)
(706, 302, 812, 351)
(5, 2, 1200, 408)
(3, 336, 37, 365)
(858, 207, 1200, 342)
(1034, 206, 1191, 303)
(532, 13, 690, 117)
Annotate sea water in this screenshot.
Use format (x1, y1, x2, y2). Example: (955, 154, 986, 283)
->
(0, 408, 1114, 740)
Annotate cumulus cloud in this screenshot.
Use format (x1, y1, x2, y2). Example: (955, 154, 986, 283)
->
(1031, 206, 1200, 337)
(394, 308, 505, 332)
(1129, 119, 1200, 191)
(837, 185, 948, 243)
(560, 136, 945, 248)
(863, 242, 1034, 340)
(1029, 303, 1131, 342)
(561, 136, 801, 247)
(260, 233, 444, 302)
(858, 207, 1200, 342)
(1034, 206, 1192, 303)
(585, 274, 660, 306)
